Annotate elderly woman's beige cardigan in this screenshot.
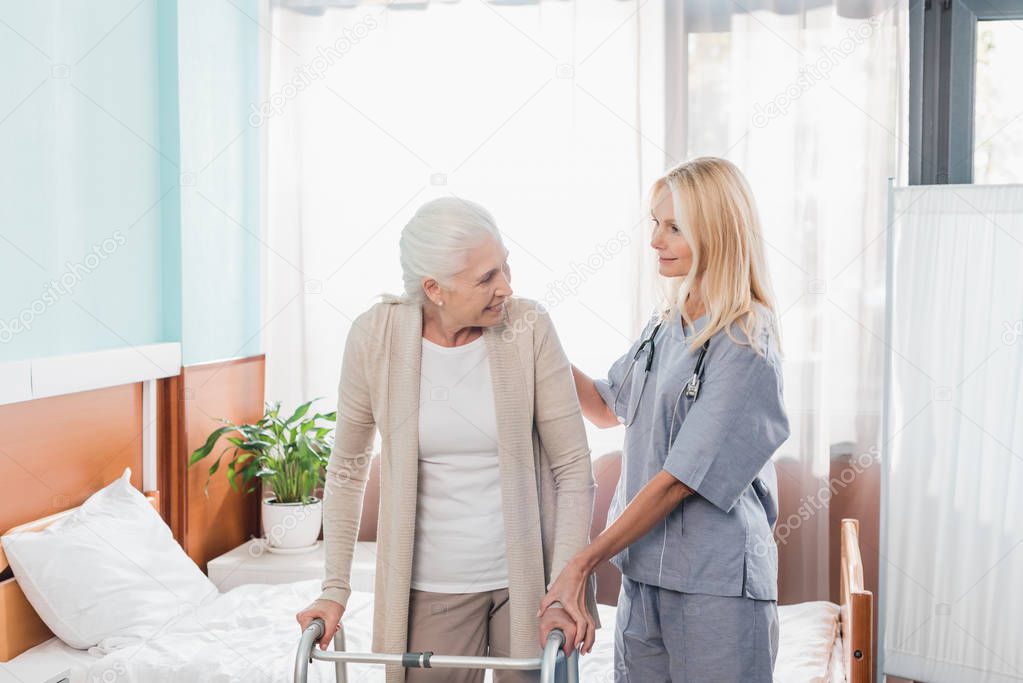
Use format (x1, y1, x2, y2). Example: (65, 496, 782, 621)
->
(319, 297, 598, 682)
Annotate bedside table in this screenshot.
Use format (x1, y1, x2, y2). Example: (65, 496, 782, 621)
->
(207, 539, 377, 593)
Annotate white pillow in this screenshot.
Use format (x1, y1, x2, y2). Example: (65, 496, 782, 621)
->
(775, 600, 840, 683)
(1, 468, 218, 650)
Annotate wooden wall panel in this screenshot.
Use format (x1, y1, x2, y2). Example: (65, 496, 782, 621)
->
(159, 372, 186, 542)
(0, 384, 144, 534)
(0, 354, 266, 582)
(179, 355, 265, 572)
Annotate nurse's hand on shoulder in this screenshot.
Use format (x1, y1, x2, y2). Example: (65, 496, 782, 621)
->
(296, 598, 345, 651)
(537, 558, 596, 654)
(538, 606, 578, 656)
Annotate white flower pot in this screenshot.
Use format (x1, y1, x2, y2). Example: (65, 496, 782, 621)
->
(261, 497, 322, 550)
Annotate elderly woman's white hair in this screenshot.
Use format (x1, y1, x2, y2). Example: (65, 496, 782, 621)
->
(396, 197, 503, 303)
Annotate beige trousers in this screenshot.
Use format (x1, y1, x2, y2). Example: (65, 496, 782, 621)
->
(405, 588, 538, 683)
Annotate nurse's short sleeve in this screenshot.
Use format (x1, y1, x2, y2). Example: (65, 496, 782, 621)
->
(663, 343, 790, 513)
(593, 318, 655, 421)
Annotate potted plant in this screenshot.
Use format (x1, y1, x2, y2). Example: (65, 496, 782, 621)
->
(188, 400, 336, 552)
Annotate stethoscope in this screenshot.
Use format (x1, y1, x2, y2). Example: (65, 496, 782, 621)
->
(612, 318, 711, 427)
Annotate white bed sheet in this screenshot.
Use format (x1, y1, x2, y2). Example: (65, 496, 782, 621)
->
(828, 631, 846, 683)
(0, 582, 375, 683)
(569, 600, 841, 683)
(79, 579, 377, 683)
(0, 635, 97, 683)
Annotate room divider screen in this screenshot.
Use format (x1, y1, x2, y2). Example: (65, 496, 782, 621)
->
(880, 183, 1023, 683)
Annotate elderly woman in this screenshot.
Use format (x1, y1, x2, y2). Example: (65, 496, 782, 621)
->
(296, 197, 597, 683)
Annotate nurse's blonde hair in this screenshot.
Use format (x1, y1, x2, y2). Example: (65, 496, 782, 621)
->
(652, 157, 780, 357)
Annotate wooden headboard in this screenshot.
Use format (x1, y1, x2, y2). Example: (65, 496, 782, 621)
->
(0, 493, 160, 662)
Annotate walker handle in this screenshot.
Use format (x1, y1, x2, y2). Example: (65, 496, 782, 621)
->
(295, 620, 580, 683)
(294, 617, 325, 682)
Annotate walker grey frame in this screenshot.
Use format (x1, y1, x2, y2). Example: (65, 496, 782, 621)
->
(294, 619, 579, 683)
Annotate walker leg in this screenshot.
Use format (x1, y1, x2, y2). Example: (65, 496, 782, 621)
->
(565, 650, 579, 683)
(333, 625, 348, 683)
(539, 630, 565, 683)
(295, 618, 325, 683)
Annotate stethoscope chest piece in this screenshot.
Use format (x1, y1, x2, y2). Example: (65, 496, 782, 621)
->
(685, 339, 711, 402)
(683, 374, 701, 400)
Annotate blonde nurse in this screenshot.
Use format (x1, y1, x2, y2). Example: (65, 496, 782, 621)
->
(539, 157, 790, 682)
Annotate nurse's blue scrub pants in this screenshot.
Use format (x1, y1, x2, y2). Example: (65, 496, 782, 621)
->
(613, 576, 779, 683)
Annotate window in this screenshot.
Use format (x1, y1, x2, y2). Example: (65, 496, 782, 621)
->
(974, 19, 1023, 183)
(910, 0, 1023, 184)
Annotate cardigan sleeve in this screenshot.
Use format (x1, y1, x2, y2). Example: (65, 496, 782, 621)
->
(531, 305, 596, 582)
(319, 313, 376, 608)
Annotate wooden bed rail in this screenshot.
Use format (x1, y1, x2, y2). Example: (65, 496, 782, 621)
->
(840, 518, 874, 683)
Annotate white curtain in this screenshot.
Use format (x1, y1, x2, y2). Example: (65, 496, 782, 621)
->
(263, 1, 664, 460)
(263, 0, 907, 607)
(671, 1, 906, 603)
(883, 184, 1023, 683)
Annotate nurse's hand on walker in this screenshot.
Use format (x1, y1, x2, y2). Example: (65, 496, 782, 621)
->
(296, 598, 345, 651)
(539, 470, 695, 656)
(537, 558, 595, 654)
(538, 605, 580, 656)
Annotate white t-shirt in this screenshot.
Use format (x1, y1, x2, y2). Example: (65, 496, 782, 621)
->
(412, 335, 509, 593)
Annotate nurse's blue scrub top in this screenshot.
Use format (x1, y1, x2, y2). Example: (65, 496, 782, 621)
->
(594, 305, 790, 600)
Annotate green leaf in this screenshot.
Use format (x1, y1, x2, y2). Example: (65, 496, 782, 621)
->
(188, 425, 235, 466)
(240, 450, 258, 462)
(227, 458, 245, 492)
(284, 400, 313, 426)
(208, 454, 224, 477)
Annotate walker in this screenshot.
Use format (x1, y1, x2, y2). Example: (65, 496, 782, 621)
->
(295, 618, 580, 683)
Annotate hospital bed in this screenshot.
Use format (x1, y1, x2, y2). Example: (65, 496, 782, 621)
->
(1, 471, 872, 683)
(0, 482, 373, 683)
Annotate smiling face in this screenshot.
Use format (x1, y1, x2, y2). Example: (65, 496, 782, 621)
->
(649, 184, 695, 279)
(424, 236, 512, 328)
